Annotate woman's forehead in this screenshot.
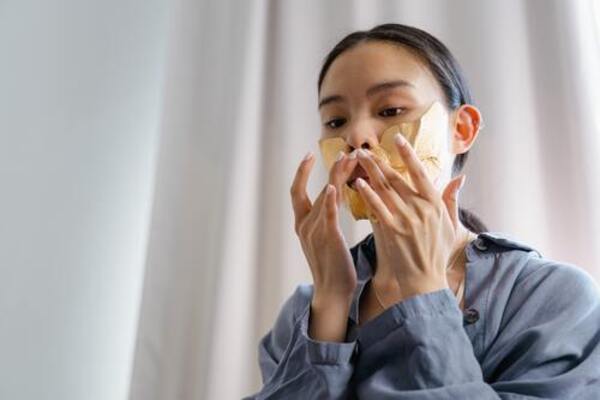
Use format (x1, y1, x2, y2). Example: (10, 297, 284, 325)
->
(319, 41, 441, 101)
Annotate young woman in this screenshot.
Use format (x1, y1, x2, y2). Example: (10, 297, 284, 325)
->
(245, 24, 600, 399)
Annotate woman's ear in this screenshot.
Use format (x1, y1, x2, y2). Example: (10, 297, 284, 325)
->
(450, 104, 483, 154)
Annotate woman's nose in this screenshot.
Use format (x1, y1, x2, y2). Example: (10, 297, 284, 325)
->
(345, 123, 379, 152)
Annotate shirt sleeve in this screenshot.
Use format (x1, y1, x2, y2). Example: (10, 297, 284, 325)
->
(484, 261, 600, 398)
(243, 284, 359, 400)
(353, 261, 600, 399)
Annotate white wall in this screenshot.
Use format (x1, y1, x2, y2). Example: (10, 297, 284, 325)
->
(0, 1, 170, 399)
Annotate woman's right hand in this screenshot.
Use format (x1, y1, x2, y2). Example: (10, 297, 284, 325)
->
(290, 150, 359, 305)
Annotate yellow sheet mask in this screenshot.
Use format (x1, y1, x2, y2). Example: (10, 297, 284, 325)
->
(318, 101, 450, 221)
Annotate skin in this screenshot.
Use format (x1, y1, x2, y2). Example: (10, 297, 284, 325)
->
(291, 40, 482, 341)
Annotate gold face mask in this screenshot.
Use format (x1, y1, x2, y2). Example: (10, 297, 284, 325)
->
(318, 101, 450, 222)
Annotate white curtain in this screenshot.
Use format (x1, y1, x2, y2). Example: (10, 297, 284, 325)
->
(129, 1, 600, 399)
(0, 1, 169, 399)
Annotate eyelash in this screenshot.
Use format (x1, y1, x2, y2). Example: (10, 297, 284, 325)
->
(324, 107, 406, 129)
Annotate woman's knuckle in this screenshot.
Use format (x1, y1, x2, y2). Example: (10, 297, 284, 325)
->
(435, 203, 446, 217)
(416, 169, 428, 181)
(413, 205, 427, 220)
(388, 174, 402, 185)
(298, 221, 310, 238)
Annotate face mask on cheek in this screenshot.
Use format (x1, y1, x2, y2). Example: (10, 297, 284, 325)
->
(318, 100, 451, 222)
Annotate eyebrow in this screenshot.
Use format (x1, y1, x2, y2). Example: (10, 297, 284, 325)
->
(318, 79, 415, 109)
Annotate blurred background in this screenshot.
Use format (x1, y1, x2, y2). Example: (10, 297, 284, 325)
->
(1, 0, 599, 399)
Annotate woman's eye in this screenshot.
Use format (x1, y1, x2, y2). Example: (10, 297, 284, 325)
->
(379, 107, 405, 117)
(324, 118, 346, 129)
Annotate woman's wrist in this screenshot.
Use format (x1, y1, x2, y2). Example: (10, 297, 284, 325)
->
(308, 294, 353, 342)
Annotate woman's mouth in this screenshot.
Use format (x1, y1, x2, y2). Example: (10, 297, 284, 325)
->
(347, 165, 370, 189)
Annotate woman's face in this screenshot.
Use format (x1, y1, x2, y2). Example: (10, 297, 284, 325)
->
(318, 41, 479, 190)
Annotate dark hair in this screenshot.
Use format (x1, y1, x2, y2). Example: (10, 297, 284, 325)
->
(317, 23, 488, 234)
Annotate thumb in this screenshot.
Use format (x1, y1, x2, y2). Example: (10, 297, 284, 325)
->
(442, 174, 466, 230)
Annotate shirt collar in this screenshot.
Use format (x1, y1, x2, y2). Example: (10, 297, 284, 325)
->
(347, 232, 488, 325)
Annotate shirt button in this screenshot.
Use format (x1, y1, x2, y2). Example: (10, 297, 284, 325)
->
(463, 308, 480, 324)
(474, 238, 488, 251)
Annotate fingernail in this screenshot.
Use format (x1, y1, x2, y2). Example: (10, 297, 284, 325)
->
(303, 151, 313, 161)
(348, 150, 358, 160)
(356, 177, 366, 188)
(336, 151, 345, 162)
(326, 184, 334, 194)
(394, 133, 406, 147)
(357, 149, 368, 158)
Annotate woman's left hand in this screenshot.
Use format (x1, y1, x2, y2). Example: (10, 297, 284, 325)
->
(354, 133, 466, 301)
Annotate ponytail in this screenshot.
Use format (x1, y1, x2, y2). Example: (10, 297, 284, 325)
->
(458, 207, 488, 234)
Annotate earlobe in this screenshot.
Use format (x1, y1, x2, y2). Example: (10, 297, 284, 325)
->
(451, 104, 482, 154)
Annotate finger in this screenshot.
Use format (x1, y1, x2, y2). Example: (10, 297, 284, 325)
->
(394, 133, 436, 200)
(308, 177, 341, 229)
(322, 184, 339, 226)
(356, 149, 389, 191)
(356, 149, 406, 213)
(370, 155, 417, 203)
(297, 183, 331, 237)
(291, 152, 316, 232)
(355, 177, 394, 225)
(442, 174, 466, 230)
(311, 183, 331, 220)
(313, 151, 344, 214)
(329, 150, 358, 205)
(310, 151, 356, 229)
(312, 185, 340, 239)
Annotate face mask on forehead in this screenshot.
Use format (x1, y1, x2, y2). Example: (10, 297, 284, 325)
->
(318, 101, 451, 222)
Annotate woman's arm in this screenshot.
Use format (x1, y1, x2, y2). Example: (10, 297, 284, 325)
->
(243, 150, 361, 399)
(243, 284, 358, 400)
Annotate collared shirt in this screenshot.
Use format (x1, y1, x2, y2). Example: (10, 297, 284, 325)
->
(244, 231, 600, 399)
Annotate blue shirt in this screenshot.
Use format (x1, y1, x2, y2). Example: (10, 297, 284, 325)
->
(244, 231, 600, 399)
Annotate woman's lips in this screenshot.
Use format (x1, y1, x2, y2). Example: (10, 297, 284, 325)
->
(347, 177, 369, 190)
(347, 165, 369, 189)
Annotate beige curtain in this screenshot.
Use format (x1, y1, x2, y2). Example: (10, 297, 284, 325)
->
(129, 0, 600, 399)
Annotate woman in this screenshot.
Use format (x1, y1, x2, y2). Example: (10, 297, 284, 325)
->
(245, 24, 600, 399)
